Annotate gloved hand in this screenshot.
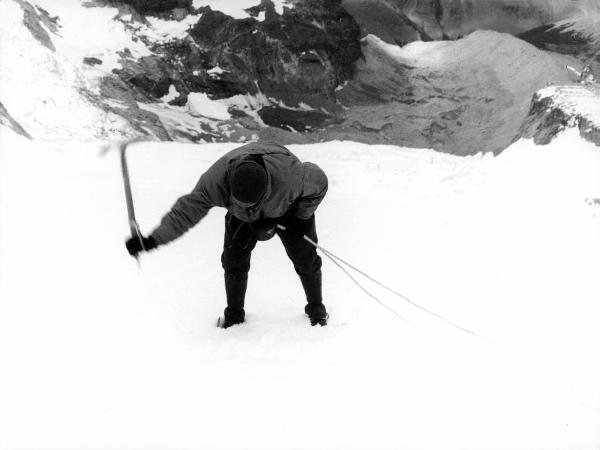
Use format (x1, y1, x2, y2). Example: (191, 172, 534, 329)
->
(125, 235, 158, 257)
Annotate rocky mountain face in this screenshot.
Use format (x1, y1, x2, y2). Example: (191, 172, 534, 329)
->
(97, 0, 363, 143)
(190, 2, 361, 103)
(3, 0, 598, 151)
(113, 1, 361, 109)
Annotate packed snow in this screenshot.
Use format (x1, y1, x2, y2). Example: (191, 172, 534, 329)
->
(1, 127, 599, 449)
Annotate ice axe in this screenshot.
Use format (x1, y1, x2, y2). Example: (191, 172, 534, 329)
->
(119, 140, 146, 263)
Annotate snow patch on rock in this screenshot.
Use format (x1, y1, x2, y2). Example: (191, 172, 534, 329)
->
(134, 13, 202, 43)
(161, 85, 180, 103)
(519, 84, 600, 146)
(186, 92, 231, 120)
(207, 66, 226, 76)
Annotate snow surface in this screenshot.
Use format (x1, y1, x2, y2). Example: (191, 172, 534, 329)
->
(1, 128, 599, 449)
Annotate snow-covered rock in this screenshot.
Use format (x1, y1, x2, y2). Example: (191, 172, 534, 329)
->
(519, 84, 600, 146)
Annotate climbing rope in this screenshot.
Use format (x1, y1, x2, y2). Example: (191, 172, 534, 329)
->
(278, 224, 479, 337)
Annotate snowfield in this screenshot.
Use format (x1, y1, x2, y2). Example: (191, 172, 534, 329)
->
(1, 129, 599, 449)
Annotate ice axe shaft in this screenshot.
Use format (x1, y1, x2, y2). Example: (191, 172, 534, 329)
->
(120, 141, 146, 261)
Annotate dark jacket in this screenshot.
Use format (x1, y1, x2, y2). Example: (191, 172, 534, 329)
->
(150, 142, 328, 245)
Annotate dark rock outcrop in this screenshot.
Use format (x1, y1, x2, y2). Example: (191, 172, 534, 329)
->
(83, 57, 103, 66)
(117, 0, 192, 16)
(258, 106, 342, 132)
(113, 38, 245, 106)
(115, 53, 174, 98)
(188, 0, 362, 106)
(517, 23, 593, 55)
(14, 0, 60, 51)
(94, 75, 172, 140)
(0, 101, 32, 139)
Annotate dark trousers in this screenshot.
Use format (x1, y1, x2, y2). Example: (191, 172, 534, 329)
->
(221, 213, 325, 320)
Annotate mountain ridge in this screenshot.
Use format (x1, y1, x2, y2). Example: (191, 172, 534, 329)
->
(1, 0, 597, 151)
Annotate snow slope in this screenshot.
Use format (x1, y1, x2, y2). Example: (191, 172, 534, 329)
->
(0, 0, 166, 141)
(1, 129, 599, 449)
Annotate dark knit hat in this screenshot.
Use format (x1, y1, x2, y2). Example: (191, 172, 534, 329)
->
(231, 160, 268, 204)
